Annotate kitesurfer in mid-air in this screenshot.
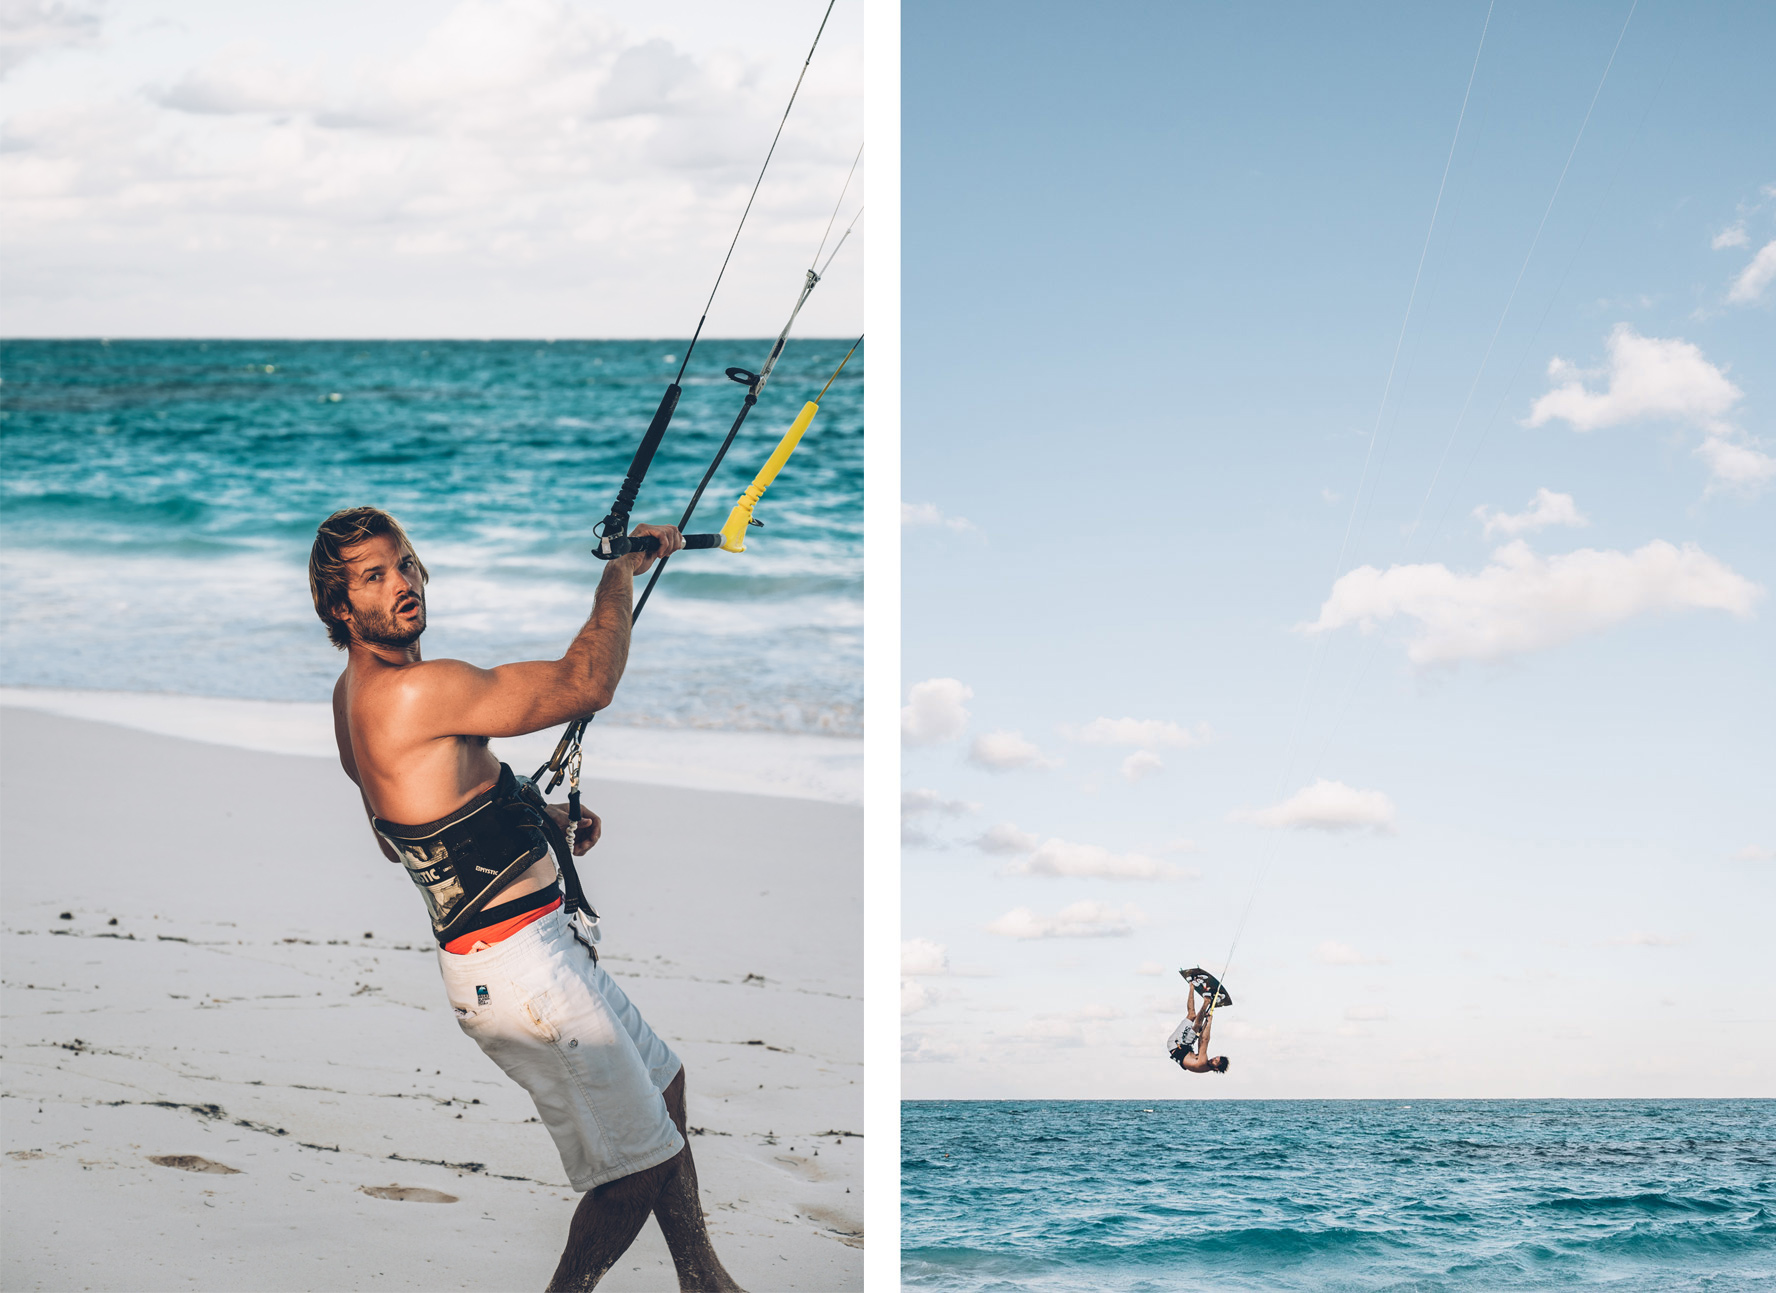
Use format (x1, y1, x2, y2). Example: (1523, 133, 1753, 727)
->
(311, 506, 743, 1293)
(1167, 968, 1231, 1075)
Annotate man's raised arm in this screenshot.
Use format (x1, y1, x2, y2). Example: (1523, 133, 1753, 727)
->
(408, 524, 683, 740)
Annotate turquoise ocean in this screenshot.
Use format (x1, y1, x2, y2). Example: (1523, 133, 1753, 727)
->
(0, 338, 862, 734)
(902, 1099, 1776, 1291)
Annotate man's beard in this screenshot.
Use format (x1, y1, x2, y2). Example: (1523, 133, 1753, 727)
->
(354, 598, 426, 647)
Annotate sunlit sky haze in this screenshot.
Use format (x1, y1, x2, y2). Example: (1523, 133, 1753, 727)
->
(1, 0, 863, 338)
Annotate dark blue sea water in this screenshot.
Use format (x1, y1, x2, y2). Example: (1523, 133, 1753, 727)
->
(0, 338, 862, 733)
(903, 1100, 1776, 1291)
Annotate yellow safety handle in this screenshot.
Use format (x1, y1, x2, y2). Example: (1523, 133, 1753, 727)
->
(720, 400, 820, 552)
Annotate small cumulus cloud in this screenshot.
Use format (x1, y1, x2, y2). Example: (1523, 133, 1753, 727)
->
(901, 1031, 962, 1063)
(902, 678, 972, 746)
(1732, 844, 1774, 862)
(1727, 240, 1776, 304)
(1525, 326, 1769, 492)
(1233, 779, 1397, 834)
(975, 822, 1040, 855)
(1527, 326, 1741, 434)
(901, 980, 939, 1016)
(901, 787, 978, 847)
(901, 938, 950, 977)
(1695, 434, 1776, 492)
(1136, 961, 1167, 976)
(901, 501, 973, 530)
(968, 729, 1060, 771)
(1712, 224, 1749, 250)
(901, 788, 978, 817)
(1473, 488, 1587, 539)
(986, 900, 1145, 940)
(1303, 540, 1761, 665)
(1316, 940, 1387, 965)
(0, 0, 102, 78)
(1121, 750, 1165, 782)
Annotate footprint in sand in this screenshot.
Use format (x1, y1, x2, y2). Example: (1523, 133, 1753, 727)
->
(148, 1155, 241, 1174)
(359, 1184, 459, 1203)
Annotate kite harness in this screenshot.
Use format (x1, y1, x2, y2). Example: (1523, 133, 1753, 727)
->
(525, 0, 860, 928)
(374, 763, 584, 949)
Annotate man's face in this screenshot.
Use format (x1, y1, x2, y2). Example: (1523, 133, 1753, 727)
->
(339, 533, 426, 647)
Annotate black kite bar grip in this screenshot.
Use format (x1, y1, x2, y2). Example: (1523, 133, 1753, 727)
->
(595, 532, 723, 558)
(596, 383, 682, 539)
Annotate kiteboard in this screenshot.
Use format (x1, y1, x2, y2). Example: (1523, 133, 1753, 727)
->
(1179, 967, 1232, 1009)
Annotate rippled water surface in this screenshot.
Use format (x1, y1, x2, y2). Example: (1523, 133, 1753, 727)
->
(902, 1100, 1776, 1291)
(0, 338, 862, 733)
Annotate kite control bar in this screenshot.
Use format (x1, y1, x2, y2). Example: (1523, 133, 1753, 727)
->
(595, 532, 724, 559)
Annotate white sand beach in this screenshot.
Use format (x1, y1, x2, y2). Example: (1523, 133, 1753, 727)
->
(0, 701, 863, 1292)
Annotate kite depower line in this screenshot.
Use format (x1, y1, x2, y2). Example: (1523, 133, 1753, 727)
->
(532, 0, 860, 855)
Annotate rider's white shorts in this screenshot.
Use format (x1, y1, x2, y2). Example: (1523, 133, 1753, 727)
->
(435, 905, 684, 1191)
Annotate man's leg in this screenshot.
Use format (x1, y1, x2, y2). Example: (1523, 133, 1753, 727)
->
(548, 1156, 678, 1293)
(652, 1067, 745, 1292)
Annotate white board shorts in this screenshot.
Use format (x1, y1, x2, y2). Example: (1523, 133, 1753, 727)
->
(435, 904, 684, 1191)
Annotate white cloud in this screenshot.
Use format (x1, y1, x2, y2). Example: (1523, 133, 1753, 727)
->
(1612, 931, 1680, 947)
(1, 0, 101, 78)
(1004, 838, 1190, 881)
(1121, 750, 1164, 782)
(1063, 717, 1210, 748)
(1304, 540, 1761, 665)
(1727, 240, 1776, 304)
(902, 788, 977, 817)
(0, 0, 864, 337)
(1731, 845, 1773, 862)
(900, 1031, 963, 1063)
(1527, 326, 1741, 434)
(1695, 433, 1776, 492)
(1136, 961, 1166, 976)
(1316, 940, 1387, 966)
(975, 822, 1040, 855)
(986, 900, 1144, 940)
(901, 501, 973, 531)
(1233, 779, 1397, 833)
(968, 730, 1060, 771)
(1344, 1005, 1389, 1021)
(902, 678, 972, 746)
(1712, 223, 1749, 250)
(155, 42, 328, 115)
(1473, 488, 1588, 539)
(901, 938, 949, 976)
(901, 980, 938, 1016)
(901, 787, 977, 849)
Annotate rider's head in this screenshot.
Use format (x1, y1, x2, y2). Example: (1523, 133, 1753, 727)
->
(1210, 1056, 1230, 1074)
(309, 507, 430, 650)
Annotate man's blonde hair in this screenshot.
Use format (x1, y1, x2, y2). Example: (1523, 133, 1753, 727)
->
(308, 507, 429, 649)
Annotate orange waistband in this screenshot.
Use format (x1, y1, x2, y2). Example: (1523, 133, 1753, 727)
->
(442, 896, 562, 955)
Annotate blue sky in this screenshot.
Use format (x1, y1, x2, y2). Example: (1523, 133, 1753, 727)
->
(0, 0, 861, 337)
(900, 0, 1773, 1099)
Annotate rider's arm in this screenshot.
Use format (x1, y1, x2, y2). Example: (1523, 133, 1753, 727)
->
(400, 526, 683, 740)
(1197, 1009, 1213, 1053)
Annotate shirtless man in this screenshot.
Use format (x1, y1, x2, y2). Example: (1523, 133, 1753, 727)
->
(1166, 981, 1231, 1075)
(310, 505, 742, 1292)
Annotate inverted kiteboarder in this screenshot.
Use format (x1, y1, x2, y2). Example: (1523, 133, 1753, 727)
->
(1167, 967, 1232, 1075)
